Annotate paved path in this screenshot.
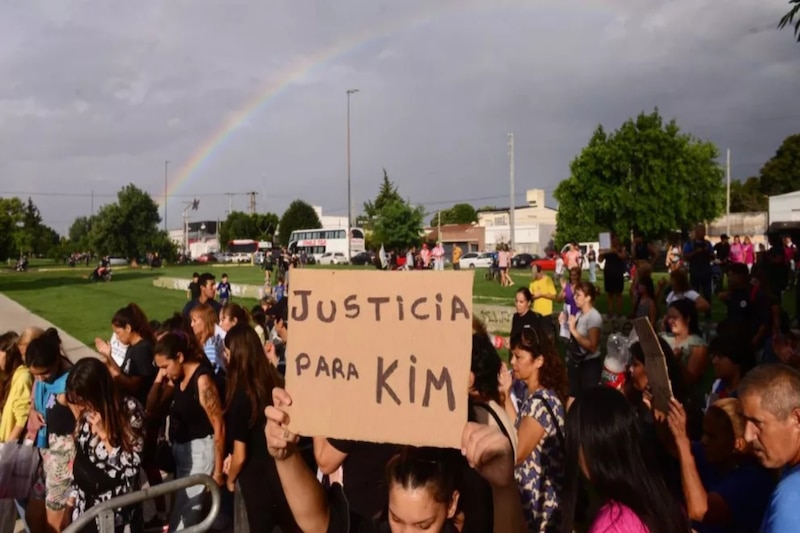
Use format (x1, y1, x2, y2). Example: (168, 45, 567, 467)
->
(0, 293, 96, 362)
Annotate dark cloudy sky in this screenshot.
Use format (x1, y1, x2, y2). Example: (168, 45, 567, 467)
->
(1, 0, 798, 233)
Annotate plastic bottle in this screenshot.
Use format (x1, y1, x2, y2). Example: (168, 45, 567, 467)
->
(601, 333, 630, 390)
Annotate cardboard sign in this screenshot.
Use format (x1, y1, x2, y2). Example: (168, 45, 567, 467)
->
(632, 317, 673, 413)
(598, 232, 611, 250)
(284, 269, 474, 448)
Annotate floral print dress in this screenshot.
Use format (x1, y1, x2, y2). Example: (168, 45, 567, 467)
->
(71, 397, 145, 531)
(513, 388, 565, 532)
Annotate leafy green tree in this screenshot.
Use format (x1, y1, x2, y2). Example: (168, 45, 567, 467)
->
(277, 200, 322, 246)
(373, 199, 424, 251)
(779, 0, 800, 42)
(429, 203, 477, 226)
(220, 211, 279, 245)
(554, 109, 725, 247)
(730, 177, 768, 212)
(758, 133, 800, 196)
(68, 216, 93, 244)
(88, 184, 174, 259)
(0, 198, 24, 260)
(362, 169, 403, 228)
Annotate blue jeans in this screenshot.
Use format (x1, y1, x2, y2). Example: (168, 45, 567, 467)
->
(169, 436, 215, 531)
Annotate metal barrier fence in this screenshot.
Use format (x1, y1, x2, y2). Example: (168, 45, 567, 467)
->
(63, 474, 220, 533)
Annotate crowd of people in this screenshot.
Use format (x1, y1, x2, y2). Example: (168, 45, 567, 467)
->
(0, 224, 798, 533)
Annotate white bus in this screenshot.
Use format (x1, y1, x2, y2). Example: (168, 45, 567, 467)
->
(288, 227, 366, 261)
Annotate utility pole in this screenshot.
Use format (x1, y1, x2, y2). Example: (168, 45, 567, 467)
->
(438, 210, 442, 242)
(91, 190, 94, 217)
(164, 160, 169, 231)
(726, 149, 731, 235)
(248, 191, 257, 215)
(346, 88, 359, 260)
(508, 133, 515, 251)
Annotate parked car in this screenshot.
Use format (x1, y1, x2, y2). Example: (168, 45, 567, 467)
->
(531, 255, 557, 271)
(216, 252, 234, 263)
(511, 253, 536, 269)
(459, 252, 494, 269)
(196, 253, 217, 263)
(319, 252, 348, 265)
(108, 257, 128, 266)
(232, 253, 252, 264)
(351, 251, 375, 266)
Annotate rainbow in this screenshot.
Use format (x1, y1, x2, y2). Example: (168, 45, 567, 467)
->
(167, 2, 507, 197)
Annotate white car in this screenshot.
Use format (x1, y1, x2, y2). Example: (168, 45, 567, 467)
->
(459, 252, 494, 269)
(108, 257, 128, 266)
(318, 252, 348, 265)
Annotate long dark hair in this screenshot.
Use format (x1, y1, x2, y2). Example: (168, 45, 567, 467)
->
(385, 447, 460, 505)
(66, 358, 139, 453)
(668, 299, 701, 336)
(154, 331, 205, 364)
(0, 331, 23, 410)
(112, 303, 156, 345)
(223, 324, 283, 425)
(560, 387, 688, 533)
(510, 324, 569, 403)
(26, 328, 69, 372)
(470, 333, 502, 403)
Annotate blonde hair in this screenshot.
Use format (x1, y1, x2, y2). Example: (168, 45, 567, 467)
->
(17, 326, 45, 359)
(190, 304, 218, 345)
(709, 398, 745, 440)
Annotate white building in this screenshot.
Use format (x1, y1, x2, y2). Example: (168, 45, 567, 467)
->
(313, 206, 349, 229)
(477, 189, 557, 254)
(768, 190, 800, 234)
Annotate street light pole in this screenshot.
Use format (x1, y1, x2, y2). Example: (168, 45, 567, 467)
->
(346, 88, 359, 260)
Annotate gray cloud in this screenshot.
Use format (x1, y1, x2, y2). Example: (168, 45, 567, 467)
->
(0, 0, 797, 232)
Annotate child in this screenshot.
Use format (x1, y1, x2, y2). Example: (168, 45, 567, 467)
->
(217, 273, 232, 305)
(274, 277, 285, 302)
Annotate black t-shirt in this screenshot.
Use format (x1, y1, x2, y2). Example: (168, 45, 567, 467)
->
(685, 240, 713, 277)
(714, 242, 731, 262)
(169, 365, 214, 444)
(188, 281, 201, 300)
(603, 249, 626, 279)
(634, 242, 650, 261)
(326, 439, 402, 519)
(225, 388, 269, 462)
(46, 364, 76, 436)
(725, 288, 751, 323)
(511, 311, 541, 339)
(122, 340, 156, 406)
(326, 483, 459, 533)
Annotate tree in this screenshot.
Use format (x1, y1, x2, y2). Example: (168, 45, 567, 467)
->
(758, 133, 800, 196)
(373, 199, 424, 251)
(88, 184, 175, 259)
(277, 200, 322, 246)
(219, 211, 279, 245)
(68, 216, 93, 244)
(730, 177, 768, 212)
(554, 109, 725, 247)
(362, 169, 403, 228)
(779, 0, 800, 42)
(0, 198, 24, 260)
(429, 203, 477, 226)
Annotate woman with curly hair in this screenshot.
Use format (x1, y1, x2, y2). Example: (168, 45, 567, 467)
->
(499, 322, 568, 532)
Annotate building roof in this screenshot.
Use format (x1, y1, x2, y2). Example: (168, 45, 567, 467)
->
(476, 204, 557, 213)
(425, 223, 484, 242)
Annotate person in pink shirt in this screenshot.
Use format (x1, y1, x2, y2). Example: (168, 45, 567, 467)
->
(419, 243, 431, 268)
(729, 235, 744, 264)
(431, 241, 445, 271)
(743, 236, 755, 271)
(560, 387, 688, 533)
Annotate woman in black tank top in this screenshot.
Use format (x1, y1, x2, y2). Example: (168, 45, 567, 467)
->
(153, 332, 225, 530)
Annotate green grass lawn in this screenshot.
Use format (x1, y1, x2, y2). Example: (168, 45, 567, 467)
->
(1, 261, 794, 349)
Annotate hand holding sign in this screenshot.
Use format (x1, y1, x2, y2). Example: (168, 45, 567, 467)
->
(631, 317, 673, 414)
(284, 269, 473, 448)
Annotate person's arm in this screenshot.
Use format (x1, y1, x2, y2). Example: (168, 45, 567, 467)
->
(647, 300, 658, 328)
(461, 422, 526, 533)
(684, 346, 710, 387)
(513, 416, 545, 466)
(693, 295, 711, 313)
(226, 441, 247, 490)
(266, 389, 330, 533)
(313, 437, 348, 475)
(667, 400, 733, 525)
(197, 374, 226, 486)
(145, 368, 174, 415)
(8, 372, 32, 442)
